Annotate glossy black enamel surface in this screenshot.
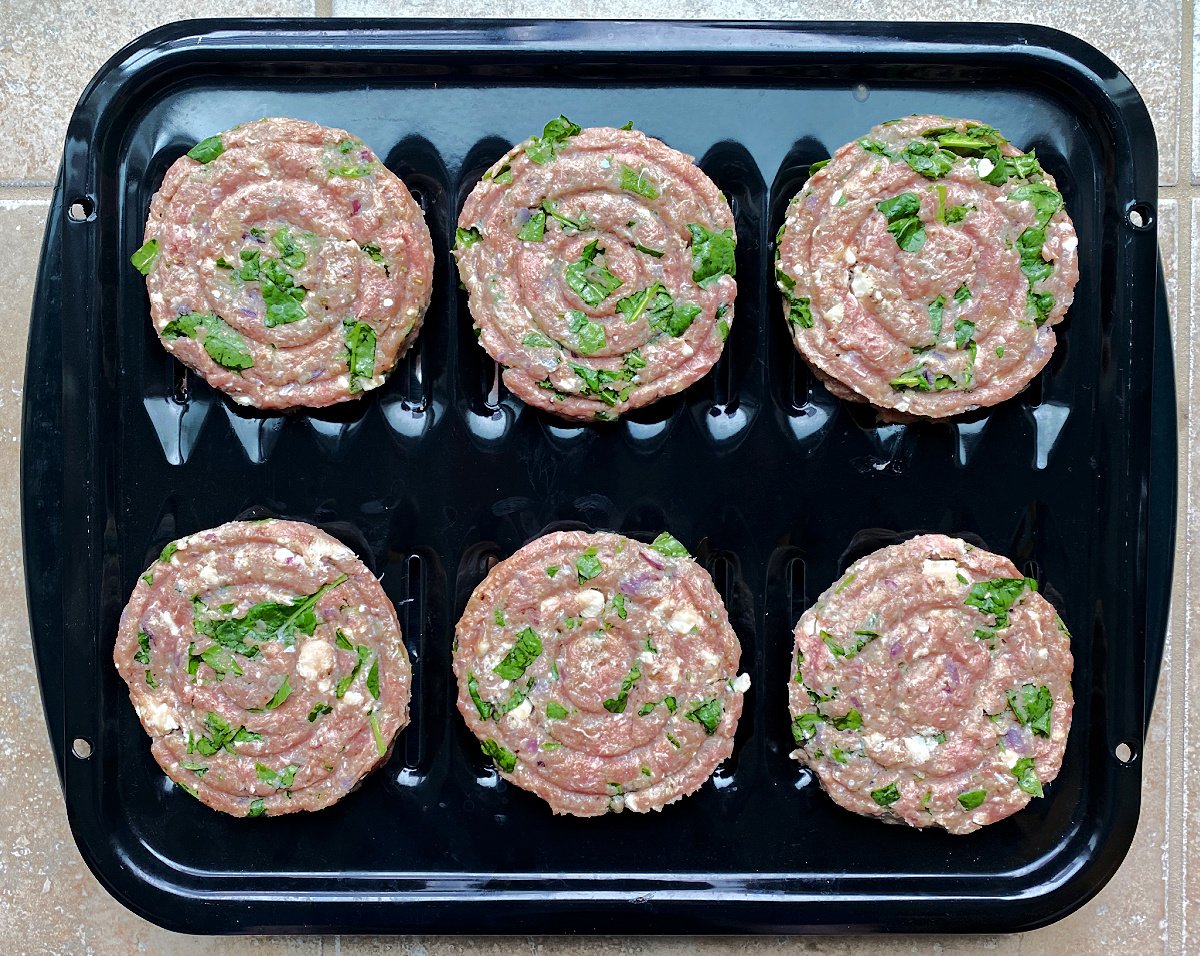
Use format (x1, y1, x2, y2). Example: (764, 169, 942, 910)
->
(22, 19, 1172, 935)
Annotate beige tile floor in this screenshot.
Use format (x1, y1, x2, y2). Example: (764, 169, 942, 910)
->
(0, 1, 1192, 952)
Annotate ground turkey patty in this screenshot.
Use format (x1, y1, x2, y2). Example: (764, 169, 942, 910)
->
(453, 530, 749, 815)
(788, 534, 1073, 834)
(455, 117, 736, 422)
(132, 117, 434, 409)
(776, 115, 1079, 417)
(114, 519, 411, 817)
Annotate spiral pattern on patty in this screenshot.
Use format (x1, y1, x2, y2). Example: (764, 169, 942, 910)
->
(788, 534, 1074, 834)
(136, 117, 434, 409)
(776, 115, 1079, 418)
(455, 119, 737, 421)
(453, 530, 748, 815)
(114, 520, 411, 817)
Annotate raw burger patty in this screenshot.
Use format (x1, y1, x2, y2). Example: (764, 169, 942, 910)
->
(132, 117, 434, 410)
(455, 117, 737, 422)
(776, 115, 1079, 417)
(788, 534, 1074, 834)
(114, 519, 411, 817)
(453, 530, 749, 815)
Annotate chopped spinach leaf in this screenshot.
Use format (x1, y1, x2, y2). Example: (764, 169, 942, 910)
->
(162, 312, 254, 372)
(566, 309, 607, 355)
(263, 676, 292, 710)
(965, 577, 1037, 628)
(858, 139, 895, 160)
(131, 239, 160, 275)
(517, 210, 546, 241)
(876, 193, 926, 253)
(343, 319, 377, 391)
(247, 798, 267, 817)
(134, 630, 151, 666)
(565, 240, 623, 306)
(481, 738, 518, 772)
(685, 698, 722, 735)
(808, 158, 831, 175)
(546, 700, 569, 719)
(524, 115, 582, 164)
(493, 627, 542, 681)
(620, 165, 659, 199)
(307, 702, 333, 722)
(650, 531, 690, 558)
(187, 135, 225, 164)
(687, 223, 736, 287)
(456, 226, 483, 248)
(467, 674, 493, 720)
(576, 547, 603, 584)
(369, 711, 386, 756)
(603, 663, 641, 713)
(831, 709, 863, 732)
(1007, 683, 1053, 736)
(958, 789, 987, 811)
(928, 295, 946, 337)
(901, 140, 956, 179)
(1012, 756, 1044, 797)
(871, 782, 901, 806)
(955, 318, 976, 351)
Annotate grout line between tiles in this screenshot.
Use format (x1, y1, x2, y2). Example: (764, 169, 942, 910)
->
(1180, 194, 1195, 955)
(1189, 0, 1197, 187)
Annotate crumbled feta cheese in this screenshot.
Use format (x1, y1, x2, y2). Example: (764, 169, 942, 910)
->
(343, 690, 364, 707)
(136, 700, 179, 734)
(844, 247, 857, 265)
(668, 606, 703, 634)
(296, 639, 335, 680)
(1062, 236, 1078, 252)
(922, 559, 962, 586)
(904, 734, 935, 764)
(824, 302, 845, 323)
(850, 267, 874, 298)
(578, 589, 605, 618)
(830, 189, 844, 206)
(507, 699, 533, 723)
(731, 673, 752, 693)
(1000, 748, 1019, 768)
(977, 157, 995, 178)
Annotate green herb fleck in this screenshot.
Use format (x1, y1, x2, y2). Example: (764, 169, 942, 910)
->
(264, 676, 292, 710)
(546, 701, 569, 719)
